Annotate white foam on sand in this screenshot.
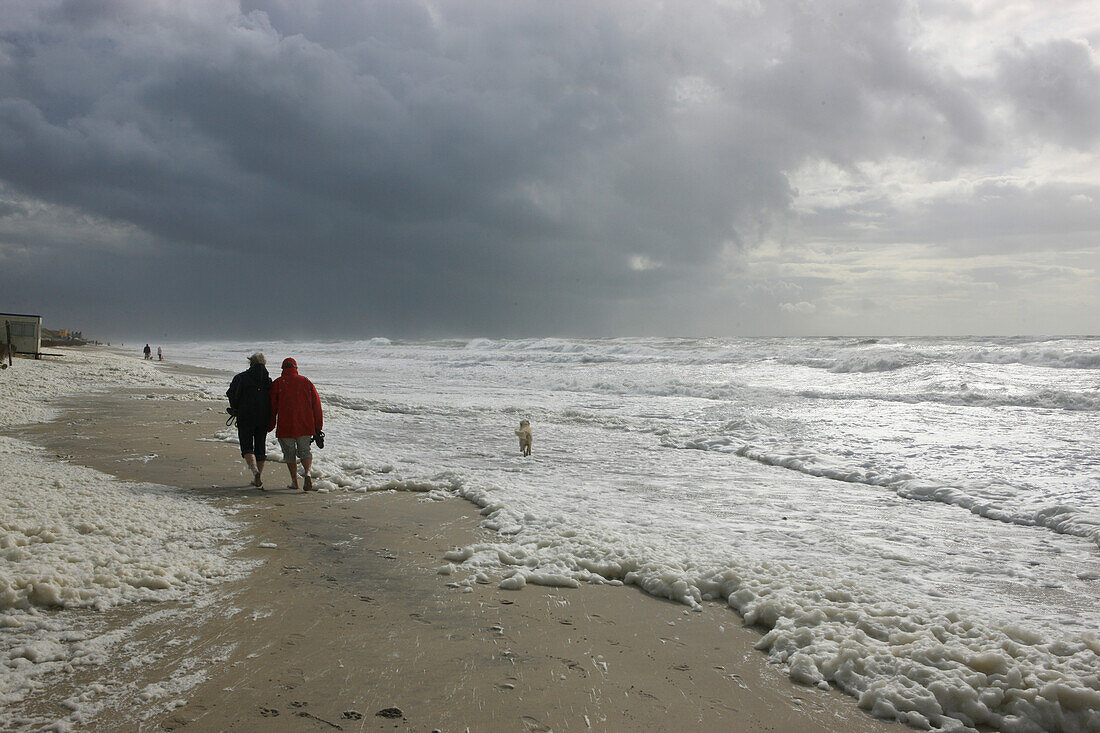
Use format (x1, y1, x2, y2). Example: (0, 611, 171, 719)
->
(0, 348, 249, 730)
(440, 496, 1100, 733)
(0, 347, 225, 435)
(0, 437, 242, 612)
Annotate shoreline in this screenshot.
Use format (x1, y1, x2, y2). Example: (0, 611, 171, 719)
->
(5, 353, 908, 731)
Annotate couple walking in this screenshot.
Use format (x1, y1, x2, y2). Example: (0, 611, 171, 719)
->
(227, 353, 323, 491)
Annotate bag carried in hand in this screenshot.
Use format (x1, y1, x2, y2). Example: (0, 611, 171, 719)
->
(312, 430, 325, 449)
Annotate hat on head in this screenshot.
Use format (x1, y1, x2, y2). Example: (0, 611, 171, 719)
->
(282, 357, 297, 369)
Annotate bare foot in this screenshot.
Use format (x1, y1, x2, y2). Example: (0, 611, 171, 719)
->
(303, 476, 315, 492)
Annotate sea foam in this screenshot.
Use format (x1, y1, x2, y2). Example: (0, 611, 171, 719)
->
(165, 335, 1100, 733)
(0, 348, 249, 730)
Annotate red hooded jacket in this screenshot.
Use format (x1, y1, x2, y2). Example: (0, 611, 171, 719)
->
(268, 359, 323, 438)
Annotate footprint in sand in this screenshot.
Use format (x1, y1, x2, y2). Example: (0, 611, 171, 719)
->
(375, 707, 404, 719)
(496, 677, 518, 691)
(259, 707, 280, 717)
(555, 657, 587, 677)
(726, 673, 750, 690)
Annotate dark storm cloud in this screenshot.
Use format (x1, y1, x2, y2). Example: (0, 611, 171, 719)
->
(0, 0, 1097, 337)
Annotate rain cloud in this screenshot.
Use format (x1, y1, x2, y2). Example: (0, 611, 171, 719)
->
(1, 0, 1098, 337)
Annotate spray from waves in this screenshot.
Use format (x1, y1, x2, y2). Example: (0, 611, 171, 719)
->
(550, 373, 1100, 412)
(773, 338, 1100, 373)
(317, 336, 1100, 375)
(322, 393, 493, 424)
(782, 354, 922, 373)
(798, 386, 1100, 412)
(825, 355, 917, 372)
(960, 348, 1100, 370)
(454, 337, 763, 365)
(175, 336, 1100, 375)
(324, 394, 420, 415)
(680, 431, 1100, 549)
(784, 349, 1100, 373)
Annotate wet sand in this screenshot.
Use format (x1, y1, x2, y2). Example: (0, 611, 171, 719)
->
(14, 368, 910, 732)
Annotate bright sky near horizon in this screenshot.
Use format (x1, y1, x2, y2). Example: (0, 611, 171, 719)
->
(1, 0, 1098, 339)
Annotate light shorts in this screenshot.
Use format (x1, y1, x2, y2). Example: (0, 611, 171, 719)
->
(278, 436, 313, 463)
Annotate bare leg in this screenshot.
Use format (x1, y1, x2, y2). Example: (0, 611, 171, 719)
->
(243, 453, 259, 485)
(286, 460, 299, 489)
(302, 457, 314, 491)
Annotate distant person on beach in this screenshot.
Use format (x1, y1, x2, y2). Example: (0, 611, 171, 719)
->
(143, 344, 151, 360)
(157, 347, 163, 361)
(268, 357, 324, 492)
(227, 352, 272, 488)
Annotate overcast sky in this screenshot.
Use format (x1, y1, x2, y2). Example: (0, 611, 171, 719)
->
(2, 0, 1099, 340)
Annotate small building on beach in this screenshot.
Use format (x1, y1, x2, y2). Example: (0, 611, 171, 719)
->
(1, 312, 43, 358)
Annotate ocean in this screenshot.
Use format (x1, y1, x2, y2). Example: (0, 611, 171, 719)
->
(174, 336, 1100, 732)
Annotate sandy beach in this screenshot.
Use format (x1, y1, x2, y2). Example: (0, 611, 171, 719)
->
(6, 0, 1100, 727)
(1, 351, 913, 732)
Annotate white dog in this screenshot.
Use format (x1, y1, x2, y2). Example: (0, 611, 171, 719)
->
(515, 419, 533, 456)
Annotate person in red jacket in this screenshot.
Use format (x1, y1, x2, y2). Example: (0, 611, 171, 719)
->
(268, 357, 324, 491)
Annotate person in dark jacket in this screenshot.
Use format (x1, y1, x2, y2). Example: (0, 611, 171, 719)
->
(268, 357, 323, 492)
(227, 352, 273, 489)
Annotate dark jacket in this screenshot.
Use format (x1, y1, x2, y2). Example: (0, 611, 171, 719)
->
(227, 363, 272, 428)
(268, 364, 323, 438)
